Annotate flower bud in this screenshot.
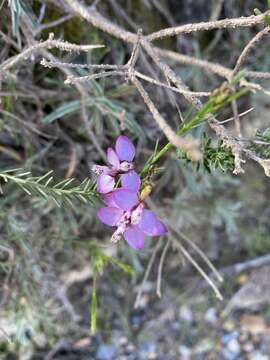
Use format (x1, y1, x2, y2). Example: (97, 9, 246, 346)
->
(140, 185, 152, 201)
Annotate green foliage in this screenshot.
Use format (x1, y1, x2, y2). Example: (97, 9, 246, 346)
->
(90, 276, 97, 334)
(89, 246, 134, 333)
(202, 135, 235, 173)
(90, 245, 134, 276)
(142, 83, 247, 177)
(42, 100, 83, 124)
(0, 169, 98, 207)
(9, 0, 22, 43)
(248, 128, 270, 159)
(177, 135, 235, 173)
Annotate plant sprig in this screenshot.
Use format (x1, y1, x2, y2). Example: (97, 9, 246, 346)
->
(0, 169, 99, 207)
(141, 83, 248, 177)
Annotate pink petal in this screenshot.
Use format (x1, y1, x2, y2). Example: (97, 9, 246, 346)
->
(103, 193, 117, 207)
(115, 135, 136, 162)
(124, 225, 145, 250)
(138, 209, 167, 236)
(97, 175, 115, 194)
(112, 188, 139, 211)
(91, 165, 111, 175)
(97, 207, 123, 226)
(121, 171, 141, 192)
(107, 147, 120, 169)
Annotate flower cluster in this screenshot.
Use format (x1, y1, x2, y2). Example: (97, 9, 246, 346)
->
(92, 136, 167, 250)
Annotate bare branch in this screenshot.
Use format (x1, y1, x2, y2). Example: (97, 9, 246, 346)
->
(64, 70, 125, 84)
(41, 58, 126, 70)
(135, 71, 210, 97)
(0, 33, 103, 75)
(134, 239, 163, 308)
(231, 26, 270, 78)
(147, 13, 268, 41)
(156, 48, 270, 82)
(34, 14, 74, 35)
(131, 76, 201, 160)
(65, 0, 137, 43)
(156, 239, 171, 298)
(171, 234, 223, 300)
(142, 40, 202, 107)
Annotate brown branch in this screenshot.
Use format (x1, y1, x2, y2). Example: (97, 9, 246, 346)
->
(0, 33, 103, 75)
(157, 48, 270, 82)
(156, 239, 171, 298)
(142, 40, 203, 108)
(34, 14, 74, 35)
(41, 58, 126, 70)
(231, 26, 270, 78)
(147, 13, 268, 41)
(134, 238, 163, 308)
(134, 71, 210, 97)
(64, 0, 137, 43)
(171, 233, 223, 300)
(48, 1, 270, 174)
(131, 76, 201, 160)
(64, 70, 125, 84)
(156, 48, 232, 79)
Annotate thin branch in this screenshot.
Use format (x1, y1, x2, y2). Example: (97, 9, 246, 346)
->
(41, 58, 126, 70)
(231, 26, 270, 78)
(41, 59, 210, 97)
(171, 234, 223, 300)
(174, 229, 223, 283)
(135, 71, 210, 97)
(64, 70, 124, 84)
(0, 33, 103, 75)
(247, 71, 270, 79)
(134, 239, 163, 308)
(142, 40, 202, 107)
(232, 98, 242, 137)
(131, 76, 201, 160)
(37, 45, 107, 161)
(64, 0, 137, 43)
(219, 107, 254, 124)
(34, 14, 73, 35)
(127, 29, 142, 68)
(147, 13, 268, 41)
(220, 253, 270, 276)
(147, 198, 223, 284)
(156, 239, 171, 298)
(156, 47, 270, 81)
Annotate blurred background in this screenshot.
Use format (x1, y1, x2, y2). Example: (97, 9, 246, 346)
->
(0, 0, 270, 359)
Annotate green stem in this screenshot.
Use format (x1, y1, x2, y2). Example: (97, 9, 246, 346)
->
(141, 87, 247, 177)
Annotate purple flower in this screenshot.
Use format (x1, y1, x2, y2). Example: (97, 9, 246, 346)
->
(97, 187, 167, 250)
(92, 135, 137, 194)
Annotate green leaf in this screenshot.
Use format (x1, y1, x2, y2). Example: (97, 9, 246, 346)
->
(10, 0, 22, 46)
(0, 169, 98, 206)
(42, 100, 82, 124)
(0, 0, 6, 10)
(108, 257, 134, 275)
(90, 276, 97, 334)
